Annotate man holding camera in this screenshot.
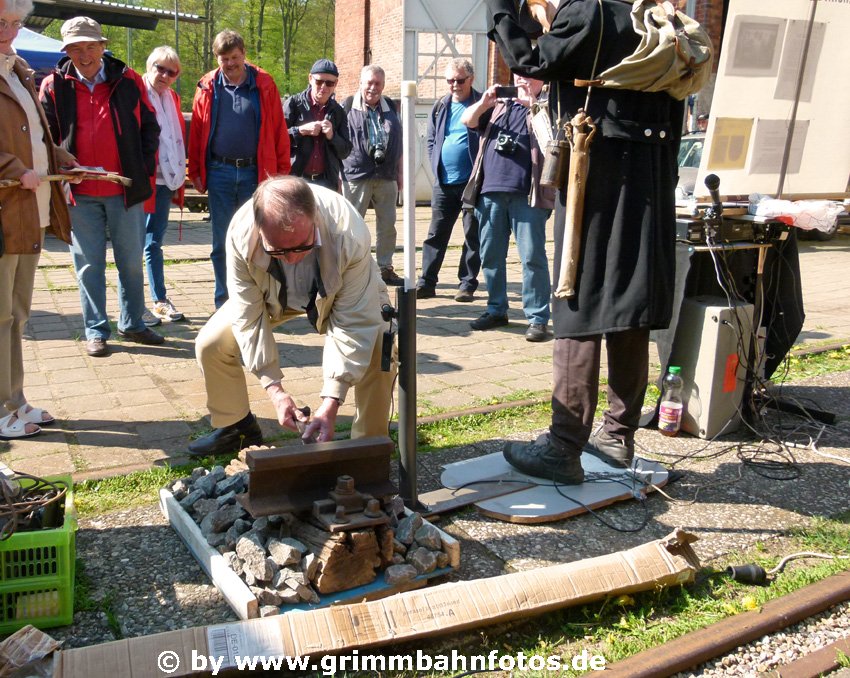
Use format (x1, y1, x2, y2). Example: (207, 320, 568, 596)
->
(461, 76, 553, 342)
(342, 65, 404, 286)
(284, 58, 351, 192)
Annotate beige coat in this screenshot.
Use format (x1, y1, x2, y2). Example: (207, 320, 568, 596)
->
(0, 56, 73, 254)
(225, 185, 389, 402)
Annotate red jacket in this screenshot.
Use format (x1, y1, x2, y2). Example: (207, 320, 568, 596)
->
(144, 86, 186, 213)
(187, 64, 290, 191)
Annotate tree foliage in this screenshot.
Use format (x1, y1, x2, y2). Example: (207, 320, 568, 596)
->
(41, 0, 335, 108)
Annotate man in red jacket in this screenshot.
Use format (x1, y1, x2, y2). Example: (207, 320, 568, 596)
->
(40, 16, 163, 358)
(188, 30, 290, 309)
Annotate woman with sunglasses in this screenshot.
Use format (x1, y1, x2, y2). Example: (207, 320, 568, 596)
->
(0, 0, 77, 438)
(141, 46, 186, 326)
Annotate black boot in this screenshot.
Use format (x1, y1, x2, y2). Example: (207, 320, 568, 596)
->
(503, 433, 584, 484)
(583, 428, 634, 468)
(188, 412, 263, 457)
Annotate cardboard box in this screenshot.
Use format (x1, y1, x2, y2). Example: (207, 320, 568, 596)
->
(54, 529, 699, 677)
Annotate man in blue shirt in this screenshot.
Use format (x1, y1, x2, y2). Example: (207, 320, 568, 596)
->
(416, 58, 481, 302)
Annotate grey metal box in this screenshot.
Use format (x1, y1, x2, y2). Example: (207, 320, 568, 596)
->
(668, 296, 754, 439)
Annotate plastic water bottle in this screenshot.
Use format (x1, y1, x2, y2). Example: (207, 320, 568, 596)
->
(659, 366, 684, 437)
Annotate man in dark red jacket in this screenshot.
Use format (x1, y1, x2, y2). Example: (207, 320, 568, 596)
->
(40, 16, 163, 358)
(187, 30, 290, 309)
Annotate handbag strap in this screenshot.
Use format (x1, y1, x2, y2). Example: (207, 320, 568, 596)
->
(576, 0, 606, 112)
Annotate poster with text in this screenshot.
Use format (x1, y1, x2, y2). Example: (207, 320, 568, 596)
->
(696, 0, 850, 199)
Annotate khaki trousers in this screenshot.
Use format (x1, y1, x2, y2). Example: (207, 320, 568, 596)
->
(0, 245, 40, 412)
(195, 302, 396, 438)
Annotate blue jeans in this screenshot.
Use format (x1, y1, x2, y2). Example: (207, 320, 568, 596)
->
(418, 182, 480, 292)
(144, 184, 174, 303)
(475, 192, 551, 325)
(69, 195, 146, 340)
(207, 161, 258, 308)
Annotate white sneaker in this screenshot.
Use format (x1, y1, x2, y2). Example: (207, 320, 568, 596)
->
(153, 299, 184, 322)
(142, 308, 162, 327)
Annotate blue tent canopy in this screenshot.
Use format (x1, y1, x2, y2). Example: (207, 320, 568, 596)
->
(13, 28, 63, 73)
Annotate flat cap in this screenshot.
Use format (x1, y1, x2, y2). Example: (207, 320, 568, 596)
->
(310, 58, 339, 77)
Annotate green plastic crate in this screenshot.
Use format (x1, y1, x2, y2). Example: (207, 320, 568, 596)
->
(0, 474, 77, 634)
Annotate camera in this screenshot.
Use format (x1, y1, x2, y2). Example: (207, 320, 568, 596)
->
(494, 85, 518, 99)
(371, 144, 387, 165)
(494, 132, 517, 155)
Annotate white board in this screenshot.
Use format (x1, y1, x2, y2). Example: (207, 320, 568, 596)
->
(696, 0, 850, 198)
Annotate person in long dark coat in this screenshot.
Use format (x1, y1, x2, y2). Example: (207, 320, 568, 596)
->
(486, 0, 685, 482)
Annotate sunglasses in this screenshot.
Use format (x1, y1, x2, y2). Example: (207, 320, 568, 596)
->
(313, 78, 337, 88)
(154, 63, 180, 78)
(263, 234, 317, 256)
(446, 77, 469, 85)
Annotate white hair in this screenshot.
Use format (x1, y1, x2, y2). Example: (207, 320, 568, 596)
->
(146, 45, 180, 72)
(4, 0, 34, 18)
(360, 64, 385, 81)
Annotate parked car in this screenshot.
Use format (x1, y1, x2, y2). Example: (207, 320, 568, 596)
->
(676, 132, 704, 202)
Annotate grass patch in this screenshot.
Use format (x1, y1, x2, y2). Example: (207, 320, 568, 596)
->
(781, 344, 850, 380)
(416, 401, 552, 453)
(75, 465, 193, 517)
(75, 559, 123, 639)
(73, 558, 98, 612)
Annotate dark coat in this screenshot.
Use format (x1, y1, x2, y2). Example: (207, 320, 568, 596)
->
(426, 90, 482, 183)
(486, 0, 684, 337)
(283, 88, 352, 180)
(341, 93, 402, 182)
(39, 54, 159, 208)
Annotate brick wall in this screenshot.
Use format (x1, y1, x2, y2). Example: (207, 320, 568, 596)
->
(333, 0, 404, 101)
(488, 42, 512, 87)
(334, 0, 368, 96)
(693, 0, 726, 74)
(365, 0, 405, 99)
(691, 0, 727, 116)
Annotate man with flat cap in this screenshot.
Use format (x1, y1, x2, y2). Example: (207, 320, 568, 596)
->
(284, 58, 352, 192)
(40, 16, 163, 357)
(189, 176, 395, 456)
(188, 29, 290, 309)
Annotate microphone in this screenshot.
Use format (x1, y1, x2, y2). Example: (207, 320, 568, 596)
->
(704, 173, 723, 219)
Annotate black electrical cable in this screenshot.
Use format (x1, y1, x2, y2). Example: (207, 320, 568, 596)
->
(0, 471, 68, 540)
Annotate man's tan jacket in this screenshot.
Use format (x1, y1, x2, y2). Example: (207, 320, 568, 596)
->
(225, 185, 389, 402)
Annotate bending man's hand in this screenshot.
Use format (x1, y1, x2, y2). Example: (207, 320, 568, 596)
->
(267, 383, 310, 432)
(301, 397, 339, 443)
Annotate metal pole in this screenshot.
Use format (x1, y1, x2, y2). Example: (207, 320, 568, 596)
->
(174, 0, 181, 97)
(776, 0, 818, 199)
(397, 80, 419, 508)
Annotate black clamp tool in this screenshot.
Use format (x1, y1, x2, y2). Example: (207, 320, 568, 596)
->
(380, 303, 397, 372)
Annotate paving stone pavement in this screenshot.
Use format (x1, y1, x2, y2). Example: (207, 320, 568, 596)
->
(2, 207, 849, 480)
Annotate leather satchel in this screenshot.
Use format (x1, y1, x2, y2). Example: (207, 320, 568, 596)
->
(580, 0, 713, 101)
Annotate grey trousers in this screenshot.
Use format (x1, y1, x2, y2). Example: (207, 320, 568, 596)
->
(343, 178, 398, 270)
